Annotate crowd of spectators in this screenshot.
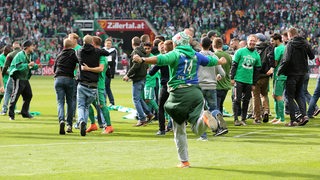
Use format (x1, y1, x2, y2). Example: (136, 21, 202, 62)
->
(0, 0, 319, 63)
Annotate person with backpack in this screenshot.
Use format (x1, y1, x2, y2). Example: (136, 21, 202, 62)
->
(252, 33, 274, 124)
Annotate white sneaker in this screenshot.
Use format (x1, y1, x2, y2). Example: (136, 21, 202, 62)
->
(197, 137, 208, 141)
(270, 118, 279, 123)
(272, 120, 285, 124)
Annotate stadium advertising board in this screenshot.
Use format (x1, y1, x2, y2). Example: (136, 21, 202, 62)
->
(98, 20, 148, 31)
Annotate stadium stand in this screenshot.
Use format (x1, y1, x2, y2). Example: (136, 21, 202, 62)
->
(0, 0, 319, 57)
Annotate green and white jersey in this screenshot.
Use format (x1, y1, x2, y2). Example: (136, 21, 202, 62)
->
(73, 44, 81, 76)
(145, 54, 157, 88)
(274, 44, 287, 81)
(157, 45, 218, 91)
(98, 56, 107, 90)
(233, 47, 261, 84)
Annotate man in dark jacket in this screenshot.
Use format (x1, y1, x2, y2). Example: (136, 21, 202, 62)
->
(278, 27, 315, 126)
(123, 36, 153, 126)
(54, 38, 78, 134)
(252, 33, 274, 124)
(76, 35, 109, 136)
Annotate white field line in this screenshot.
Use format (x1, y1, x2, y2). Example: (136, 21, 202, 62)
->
(0, 140, 160, 148)
(233, 129, 274, 138)
(234, 123, 320, 138)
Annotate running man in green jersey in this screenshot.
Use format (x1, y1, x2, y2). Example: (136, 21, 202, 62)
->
(133, 31, 227, 168)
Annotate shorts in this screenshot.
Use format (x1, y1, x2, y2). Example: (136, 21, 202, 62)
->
(144, 86, 155, 100)
(273, 80, 285, 97)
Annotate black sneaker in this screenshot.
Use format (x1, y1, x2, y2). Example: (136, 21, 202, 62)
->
(295, 113, 303, 121)
(22, 114, 34, 119)
(214, 128, 228, 136)
(9, 116, 15, 121)
(313, 109, 320, 117)
(298, 116, 309, 126)
(246, 114, 253, 119)
(66, 125, 73, 133)
(263, 113, 269, 123)
(80, 121, 86, 136)
(156, 130, 165, 135)
(253, 119, 262, 124)
(59, 121, 66, 135)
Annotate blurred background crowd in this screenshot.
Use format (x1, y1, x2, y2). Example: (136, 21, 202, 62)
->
(0, 0, 319, 65)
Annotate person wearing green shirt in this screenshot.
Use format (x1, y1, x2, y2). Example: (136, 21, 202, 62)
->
(230, 34, 262, 126)
(0, 45, 12, 103)
(132, 31, 227, 168)
(68, 33, 82, 123)
(0, 42, 21, 115)
(270, 33, 287, 124)
(143, 43, 159, 118)
(86, 36, 113, 134)
(214, 38, 232, 115)
(8, 40, 41, 120)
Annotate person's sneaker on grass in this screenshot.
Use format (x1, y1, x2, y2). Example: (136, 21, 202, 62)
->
(263, 113, 269, 123)
(133, 120, 147, 127)
(202, 110, 218, 132)
(80, 121, 86, 136)
(66, 125, 73, 133)
(22, 113, 34, 119)
(86, 123, 98, 133)
(156, 130, 165, 135)
(214, 128, 228, 136)
(298, 116, 309, 126)
(270, 118, 279, 123)
(177, 161, 190, 168)
(146, 114, 155, 123)
(285, 121, 298, 127)
(313, 108, 320, 117)
(197, 136, 208, 141)
(0, 111, 7, 116)
(234, 120, 241, 126)
(240, 120, 247, 126)
(9, 116, 14, 121)
(59, 121, 65, 135)
(253, 119, 262, 124)
(102, 126, 114, 134)
(272, 120, 285, 124)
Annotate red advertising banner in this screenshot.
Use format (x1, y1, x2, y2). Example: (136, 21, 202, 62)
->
(98, 20, 149, 31)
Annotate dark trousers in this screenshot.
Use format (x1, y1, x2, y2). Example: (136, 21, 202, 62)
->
(217, 89, 228, 113)
(158, 85, 169, 131)
(9, 79, 33, 118)
(232, 81, 252, 121)
(105, 76, 115, 105)
(286, 75, 306, 121)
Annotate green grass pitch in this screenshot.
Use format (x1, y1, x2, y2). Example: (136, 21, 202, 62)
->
(0, 75, 319, 179)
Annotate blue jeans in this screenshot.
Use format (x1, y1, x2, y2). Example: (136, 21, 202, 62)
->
(201, 89, 217, 112)
(132, 79, 150, 121)
(77, 84, 97, 125)
(307, 76, 320, 117)
(54, 77, 75, 126)
(1, 77, 13, 113)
